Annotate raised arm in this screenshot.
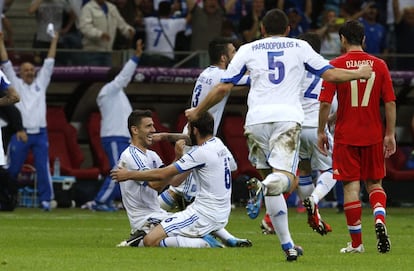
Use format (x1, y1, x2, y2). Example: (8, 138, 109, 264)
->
(28, 0, 42, 15)
(0, 32, 9, 62)
(47, 31, 59, 59)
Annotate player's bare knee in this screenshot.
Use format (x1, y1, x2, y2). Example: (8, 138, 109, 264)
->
(143, 235, 159, 247)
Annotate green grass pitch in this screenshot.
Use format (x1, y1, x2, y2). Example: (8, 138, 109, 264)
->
(1, 206, 413, 271)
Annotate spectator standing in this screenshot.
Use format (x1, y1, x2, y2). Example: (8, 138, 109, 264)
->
(358, 2, 388, 55)
(141, 1, 189, 67)
(188, 0, 225, 51)
(185, 9, 372, 261)
(276, 0, 313, 18)
(82, 39, 143, 212)
(316, 8, 343, 58)
(28, 0, 76, 64)
(385, 0, 412, 53)
(238, 0, 265, 43)
(112, 0, 139, 50)
(60, 0, 83, 64)
(394, 4, 414, 70)
(286, 7, 310, 38)
(0, 31, 59, 211)
(79, 0, 135, 66)
(318, 20, 395, 254)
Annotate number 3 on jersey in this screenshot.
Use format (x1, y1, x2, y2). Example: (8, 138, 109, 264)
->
(268, 51, 285, 84)
(350, 72, 375, 107)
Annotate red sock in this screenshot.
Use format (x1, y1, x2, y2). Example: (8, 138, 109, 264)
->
(369, 187, 387, 224)
(264, 213, 274, 228)
(344, 201, 362, 248)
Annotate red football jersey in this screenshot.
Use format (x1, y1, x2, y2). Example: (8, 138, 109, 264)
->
(319, 51, 396, 146)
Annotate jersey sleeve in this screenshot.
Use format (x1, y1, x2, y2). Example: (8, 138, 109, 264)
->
(174, 146, 205, 173)
(301, 41, 333, 77)
(378, 61, 396, 103)
(0, 70, 11, 91)
(221, 44, 249, 84)
(319, 80, 336, 103)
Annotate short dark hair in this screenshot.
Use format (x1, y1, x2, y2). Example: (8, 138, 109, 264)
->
(262, 9, 289, 36)
(338, 20, 365, 46)
(127, 109, 153, 135)
(208, 37, 233, 65)
(188, 111, 214, 137)
(297, 32, 321, 53)
(158, 1, 171, 17)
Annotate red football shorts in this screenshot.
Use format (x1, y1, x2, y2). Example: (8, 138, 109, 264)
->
(332, 141, 385, 181)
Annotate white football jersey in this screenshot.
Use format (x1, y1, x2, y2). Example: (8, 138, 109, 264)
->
(191, 66, 228, 135)
(174, 137, 236, 223)
(144, 17, 186, 59)
(300, 71, 322, 127)
(118, 145, 167, 230)
(222, 36, 332, 126)
(188, 66, 249, 135)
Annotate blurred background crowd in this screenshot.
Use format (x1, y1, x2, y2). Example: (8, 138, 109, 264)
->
(2, 0, 414, 69)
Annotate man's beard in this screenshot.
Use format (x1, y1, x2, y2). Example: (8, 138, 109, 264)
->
(189, 130, 197, 146)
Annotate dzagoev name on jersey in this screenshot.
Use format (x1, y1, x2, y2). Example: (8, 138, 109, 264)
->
(345, 60, 374, 68)
(251, 41, 298, 51)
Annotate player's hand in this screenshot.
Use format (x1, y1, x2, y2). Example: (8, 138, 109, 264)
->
(185, 107, 198, 122)
(16, 130, 28, 143)
(110, 167, 129, 182)
(358, 64, 372, 80)
(101, 32, 110, 42)
(174, 139, 186, 159)
(383, 135, 396, 158)
(317, 131, 329, 156)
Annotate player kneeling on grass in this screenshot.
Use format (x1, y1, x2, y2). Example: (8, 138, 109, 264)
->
(112, 110, 251, 248)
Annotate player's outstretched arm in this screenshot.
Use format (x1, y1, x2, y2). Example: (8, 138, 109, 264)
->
(322, 64, 372, 83)
(186, 82, 233, 121)
(152, 133, 190, 145)
(111, 164, 180, 182)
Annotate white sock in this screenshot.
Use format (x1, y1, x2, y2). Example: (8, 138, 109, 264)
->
(160, 236, 209, 248)
(214, 228, 234, 242)
(312, 171, 336, 204)
(265, 194, 294, 246)
(262, 172, 290, 195)
(297, 175, 314, 200)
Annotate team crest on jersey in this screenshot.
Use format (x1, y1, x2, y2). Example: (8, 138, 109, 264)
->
(164, 216, 177, 223)
(35, 85, 41, 92)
